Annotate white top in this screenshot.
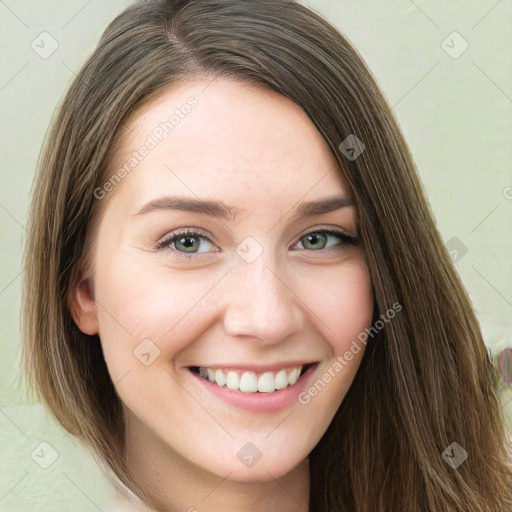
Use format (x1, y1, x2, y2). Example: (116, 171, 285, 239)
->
(105, 467, 157, 512)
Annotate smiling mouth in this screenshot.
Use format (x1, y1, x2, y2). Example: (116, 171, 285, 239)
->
(188, 363, 316, 393)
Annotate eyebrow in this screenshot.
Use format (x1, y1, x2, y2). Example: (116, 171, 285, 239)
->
(134, 194, 354, 221)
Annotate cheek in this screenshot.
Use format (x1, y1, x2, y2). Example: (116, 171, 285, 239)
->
(303, 260, 374, 353)
(93, 255, 224, 368)
(297, 262, 373, 411)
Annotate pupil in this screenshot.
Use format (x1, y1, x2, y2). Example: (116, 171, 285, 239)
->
(179, 236, 197, 251)
(306, 233, 326, 249)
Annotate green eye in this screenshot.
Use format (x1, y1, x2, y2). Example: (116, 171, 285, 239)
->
(156, 230, 213, 259)
(300, 232, 332, 250)
(156, 230, 215, 256)
(297, 229, 356, 251)
(173, 234, 206, 253)
(156, 227, 356, 260)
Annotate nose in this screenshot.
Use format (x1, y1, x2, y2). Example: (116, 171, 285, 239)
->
(221, 251, 305, 345)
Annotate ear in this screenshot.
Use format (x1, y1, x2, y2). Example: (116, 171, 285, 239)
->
(70, 274, 99, 336)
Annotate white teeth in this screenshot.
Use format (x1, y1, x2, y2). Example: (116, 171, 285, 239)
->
(195, 365, 305, 393)
(274, 369, 288, 390)
(288, 368, 301, 385)
(239, 371, 258, 392)
(226, 371, 240, 390)
(215, 369, 226, 387)
(257, 371, 275, 393)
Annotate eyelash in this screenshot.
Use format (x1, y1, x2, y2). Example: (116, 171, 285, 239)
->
(155, 227, 357, 260)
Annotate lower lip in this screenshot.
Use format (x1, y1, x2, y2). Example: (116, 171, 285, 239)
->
(188, 364, 318, 413)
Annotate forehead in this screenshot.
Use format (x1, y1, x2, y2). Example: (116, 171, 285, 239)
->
(108, 78, 350, 212)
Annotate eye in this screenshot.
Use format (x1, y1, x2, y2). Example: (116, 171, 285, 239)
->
(155, 227, 357, 259)
(155, 229, 217, 259)
(293, 228, 356, 251)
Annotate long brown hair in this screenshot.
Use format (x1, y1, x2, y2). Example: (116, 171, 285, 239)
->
(21, 0, 512, 510)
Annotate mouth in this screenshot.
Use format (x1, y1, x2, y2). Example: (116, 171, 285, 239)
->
(188, 362, 317, 394)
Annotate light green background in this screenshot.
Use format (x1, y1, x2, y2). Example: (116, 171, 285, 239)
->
(1, 1, 511, 510)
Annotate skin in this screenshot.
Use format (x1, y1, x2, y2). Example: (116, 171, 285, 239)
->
(73, 78, 374, 512)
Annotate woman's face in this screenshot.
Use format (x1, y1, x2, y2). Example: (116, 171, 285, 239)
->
(74, 78, 374, 482)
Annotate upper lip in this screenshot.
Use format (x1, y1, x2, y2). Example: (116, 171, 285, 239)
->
(187, 361, 318, 372)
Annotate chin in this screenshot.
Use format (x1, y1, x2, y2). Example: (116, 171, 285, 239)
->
(223, 460, 304, 483)
(202, 447, 308, 483)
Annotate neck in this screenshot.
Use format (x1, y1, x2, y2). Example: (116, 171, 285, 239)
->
(121, 412, 310, 512)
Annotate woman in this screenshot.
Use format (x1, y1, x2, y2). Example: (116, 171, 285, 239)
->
(21, 0, 512, 510)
